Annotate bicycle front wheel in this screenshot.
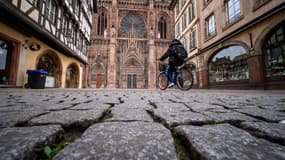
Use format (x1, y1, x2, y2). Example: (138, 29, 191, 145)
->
(176, 68, 193, 90)
(157, 72, 168, 90)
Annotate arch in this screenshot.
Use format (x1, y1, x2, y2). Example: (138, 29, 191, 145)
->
(125, 57, 142, 67)
(208, 44, 249, 82)
(65, 63, 79, 88)
(261, 20, 285, 78)
(254, 17, 285, 54)
(36, 50, 62, 88)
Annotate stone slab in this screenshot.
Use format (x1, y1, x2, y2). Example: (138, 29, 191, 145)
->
(53, 122, 178, 160)
(29, 109, 106, 128)
(174, 123, 285, 160)
(241, 122, 285, 145)
(0, 125, 63, 160)
(235, 107, 285, 122)
(150, 102, 212, 128)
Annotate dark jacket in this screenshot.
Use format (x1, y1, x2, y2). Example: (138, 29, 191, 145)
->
(159, 40, 184, 66)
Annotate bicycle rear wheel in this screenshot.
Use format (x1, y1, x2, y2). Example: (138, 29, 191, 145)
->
(158, 72, 168, 90)
(176, 68, 193, 90)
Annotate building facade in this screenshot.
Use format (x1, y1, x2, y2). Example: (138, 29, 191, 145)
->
(88, 0, 175, 89)
(0, 0, 93, 88)
(172, 0, 285, 89)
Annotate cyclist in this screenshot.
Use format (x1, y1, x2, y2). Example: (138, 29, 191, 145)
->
(158, 39, 186, 88)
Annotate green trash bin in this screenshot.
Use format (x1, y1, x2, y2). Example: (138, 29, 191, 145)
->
(26, 69, 48, 89)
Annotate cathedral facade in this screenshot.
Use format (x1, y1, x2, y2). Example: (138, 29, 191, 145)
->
(88, 0, 174, 89)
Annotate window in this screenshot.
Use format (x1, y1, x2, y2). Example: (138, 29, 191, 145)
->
(158, 16, 167, 39)
(120, 14, 145, 38)
(27, 0, 38, 7)
(204, 0, 211, 6)
(97, 8, 107, 36)
(74, 0, 80, 16)
(263, 21, 285, 77)
(255, 0, 269, 5)
(206, 14, 216, 38)
(45, 0, 57, 24)
(189, 29, 196, 50)
(61, 15, 68, 35)
(188, 2, 195, 24)
(226, 0, 241, 24)
(175, 4, 180, 15)
(183, 37, 188, 52)
(182, 14, 187, 30)
(209, 45, 248, 82)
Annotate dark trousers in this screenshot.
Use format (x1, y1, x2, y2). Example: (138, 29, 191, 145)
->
(168, 63, 176, 83)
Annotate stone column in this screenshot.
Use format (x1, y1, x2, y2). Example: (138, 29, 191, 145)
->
(197, 55, 209, 88)
(148, 40, 156, 89)
(198, 68, 209, 89)
(107, 38, 116, 88)
(247, 49, 265, 89)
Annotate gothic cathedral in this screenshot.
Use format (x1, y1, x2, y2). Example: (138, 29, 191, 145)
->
(88, 0, 174, 89)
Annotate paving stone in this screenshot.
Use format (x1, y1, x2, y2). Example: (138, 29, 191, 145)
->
(240, 122, 285, 145)
(0, 110, 49, 128)
(150, 102, 212, 128)
(70, 102, 110, 110)
(29, 109, 107, 128)
(235, 107, 285, 122)
(108, 107, 153, 122)
(53, 122, 178, 160)
(174, 123, 285, 160)
(185, 102, 225, 112)
(0, 125, 63, 160)
(203, 109, 259, 123)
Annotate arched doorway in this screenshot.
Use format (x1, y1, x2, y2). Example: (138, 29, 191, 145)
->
(65, 63, 79, 88)
(208, 45, 249, 88)
(121, 58, 144, 89)
(36, 52, 62, 88)
(263, 21, 285, 78)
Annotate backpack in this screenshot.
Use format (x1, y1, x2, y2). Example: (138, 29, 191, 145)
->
(173, 44, 188, 61)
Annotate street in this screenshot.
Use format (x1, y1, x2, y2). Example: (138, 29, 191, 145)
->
(0, 89, 285, 160)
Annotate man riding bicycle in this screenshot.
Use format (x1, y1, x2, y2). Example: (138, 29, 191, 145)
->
(158, 39, 187, 88)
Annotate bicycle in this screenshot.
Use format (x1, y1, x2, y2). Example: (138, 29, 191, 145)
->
(157, 62, 194, 90)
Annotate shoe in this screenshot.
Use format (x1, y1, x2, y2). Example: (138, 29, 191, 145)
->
(168, 82, 174, 88)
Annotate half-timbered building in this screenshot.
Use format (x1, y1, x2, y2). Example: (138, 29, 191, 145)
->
(0, 0, 93, 88)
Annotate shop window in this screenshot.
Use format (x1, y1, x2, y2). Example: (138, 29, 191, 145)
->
(0, 40, 9, 70)
(263, 21, 285, 77)
(209, 45, 248, 82)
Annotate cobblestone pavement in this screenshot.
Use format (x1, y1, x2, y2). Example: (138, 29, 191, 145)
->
(0, 89, 285, 160)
